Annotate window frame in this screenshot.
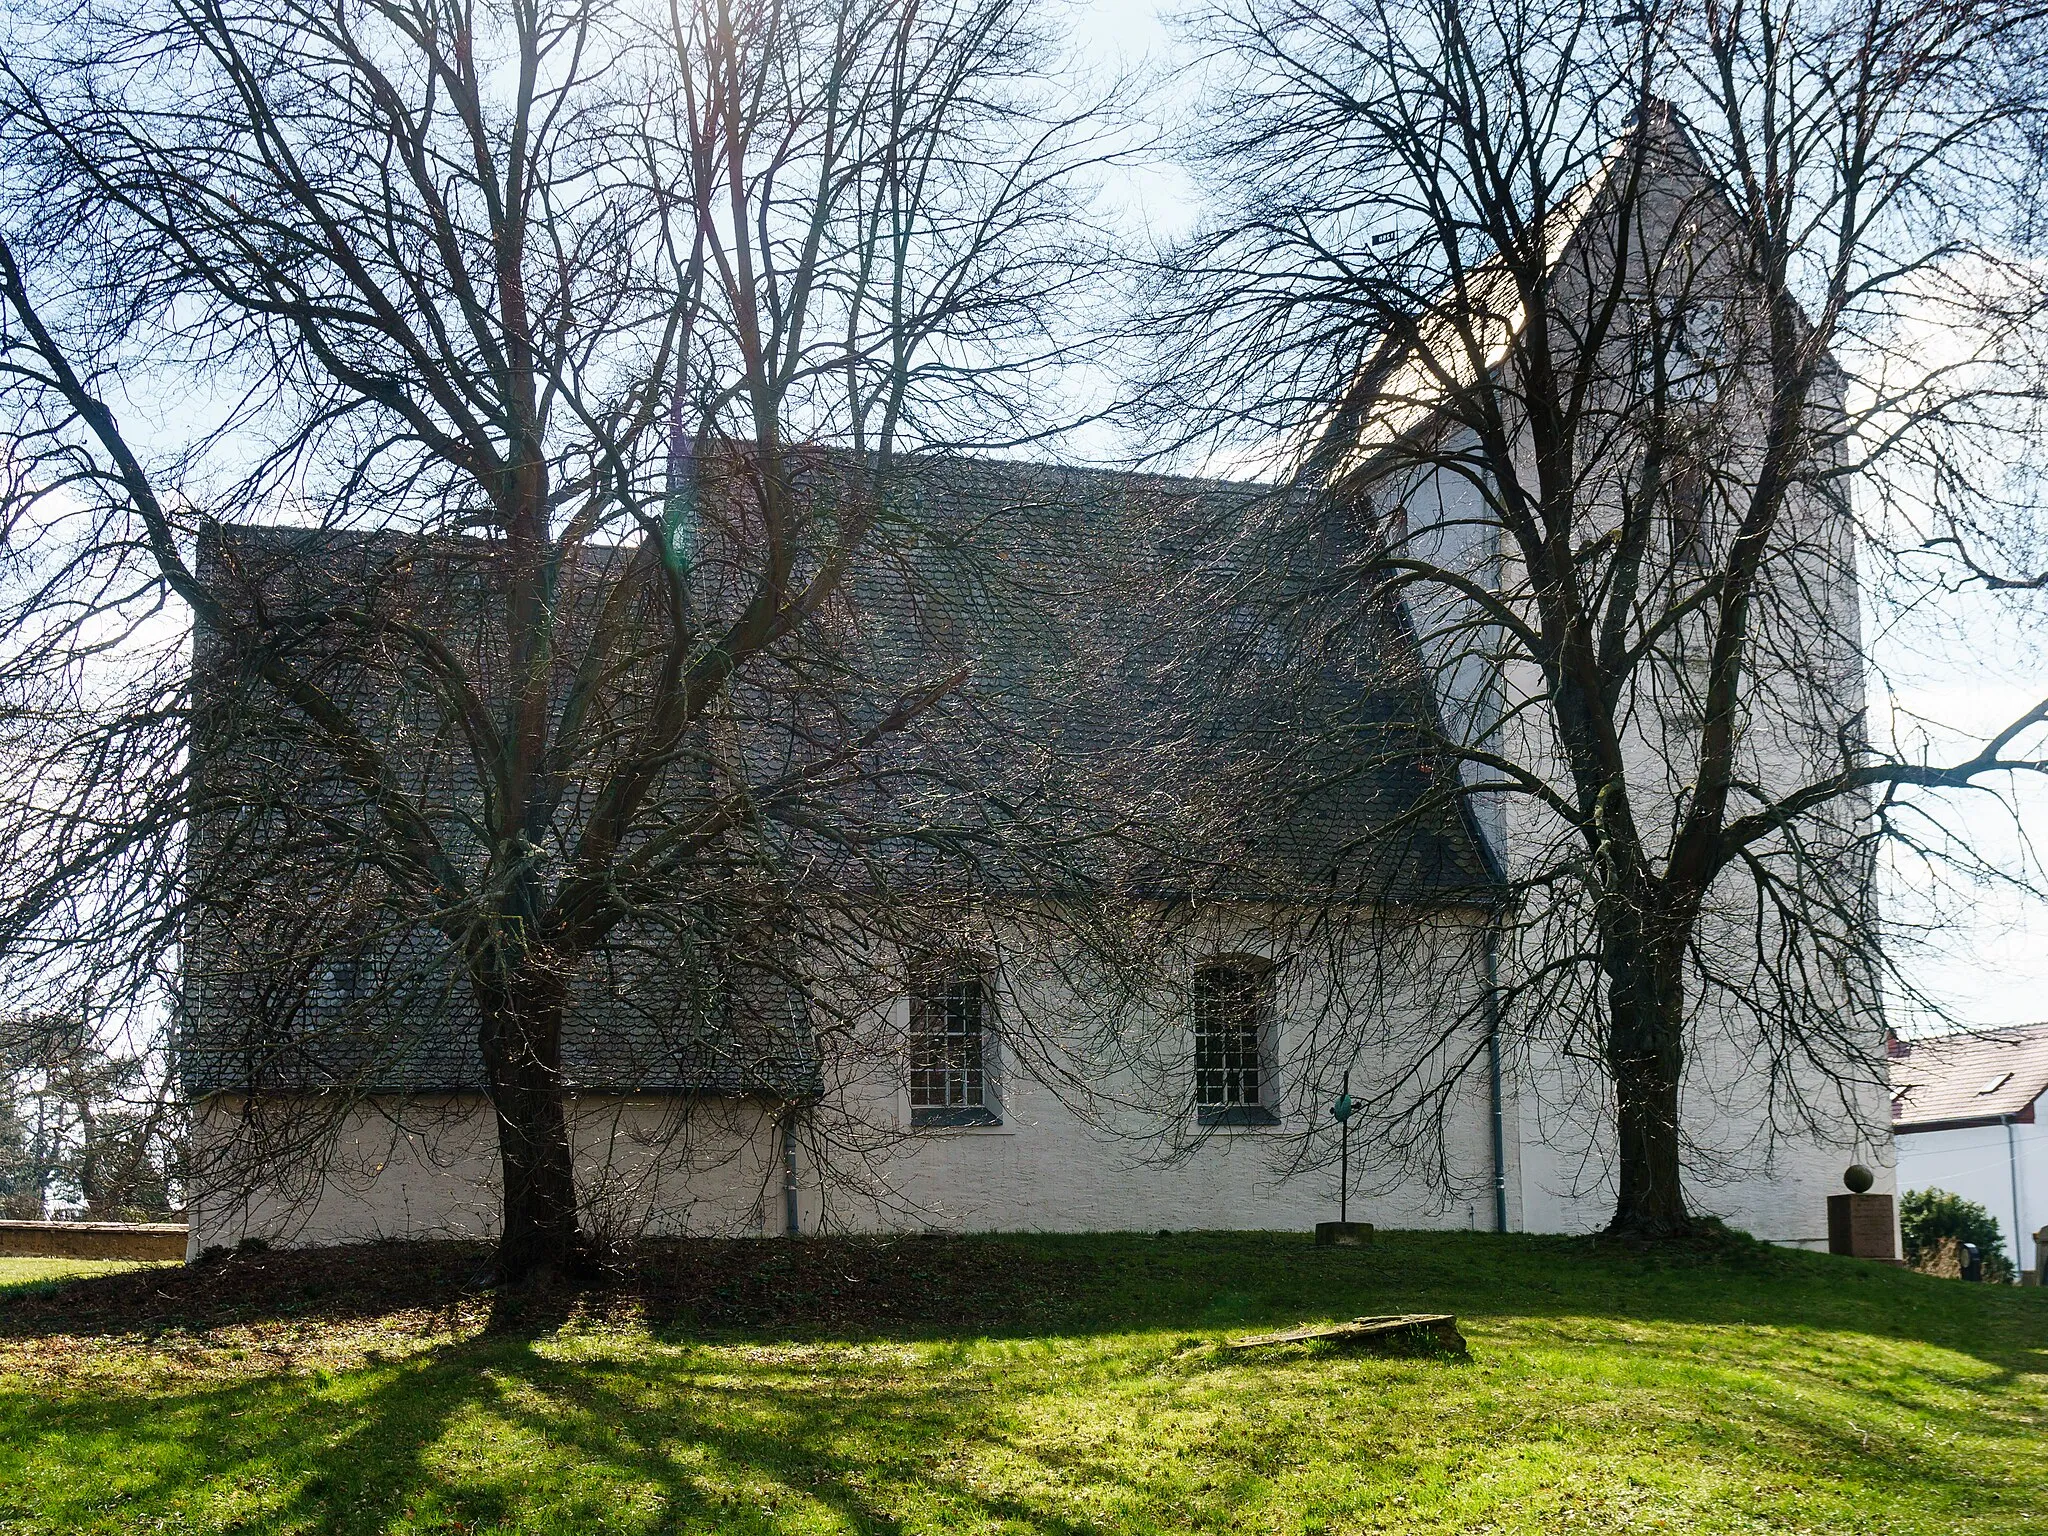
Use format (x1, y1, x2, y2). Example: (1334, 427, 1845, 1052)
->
(1191, 957, 1281, 1128)
(1667, 453, 1711, 570)
(906, 954, 1001, 1128)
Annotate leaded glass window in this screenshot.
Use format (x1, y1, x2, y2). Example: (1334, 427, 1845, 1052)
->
(1194, 961, 1278, 1126)
(909, 960, 996, 1126)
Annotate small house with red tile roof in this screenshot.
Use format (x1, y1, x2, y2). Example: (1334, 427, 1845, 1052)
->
(1890, 1024, 2048, 1277)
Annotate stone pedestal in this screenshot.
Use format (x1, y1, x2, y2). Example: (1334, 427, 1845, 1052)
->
(1314, 1221, 1372, 1247)
(1826, 1192, 1898, 1261)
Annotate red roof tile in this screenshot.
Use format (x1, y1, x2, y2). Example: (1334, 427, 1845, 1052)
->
(1889, 1023, 2048, 1131)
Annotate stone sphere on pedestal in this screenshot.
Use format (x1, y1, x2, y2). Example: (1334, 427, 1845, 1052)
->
(1828, 1166, 1898, 1262)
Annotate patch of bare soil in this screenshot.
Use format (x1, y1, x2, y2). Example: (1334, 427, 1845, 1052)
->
(623, 1232, 1088, 1334)
(0, 1234, 1091, 1355)
(1, 1241, 491, 1341)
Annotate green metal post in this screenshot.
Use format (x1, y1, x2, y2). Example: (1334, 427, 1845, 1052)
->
(1340, 1069, 1351, 1225)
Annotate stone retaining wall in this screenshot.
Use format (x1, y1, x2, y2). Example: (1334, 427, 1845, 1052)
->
(0, 1220, 187, 1261)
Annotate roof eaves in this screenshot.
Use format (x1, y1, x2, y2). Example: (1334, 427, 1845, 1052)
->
(1893, 1099, 2040, 1134)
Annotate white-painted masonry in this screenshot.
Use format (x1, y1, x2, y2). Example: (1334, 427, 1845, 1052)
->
(189, 925, 1891, 1256)
(1895, 1110, 2047, 1276)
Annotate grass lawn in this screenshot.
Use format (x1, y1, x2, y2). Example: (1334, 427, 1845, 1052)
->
(0, 1257, 176, 1292)
(0, 1230, 2041, 1534)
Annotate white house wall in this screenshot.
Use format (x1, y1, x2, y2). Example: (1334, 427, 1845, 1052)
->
(1385, 431, 1892, 1244)
(1376, 262, 1890, 1243)
(1509, 1029, 1895, 1248)
(820, 1070, 1502, 1236)
(1895, 1112, 2046, 1275)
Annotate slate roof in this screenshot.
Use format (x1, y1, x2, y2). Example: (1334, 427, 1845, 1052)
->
(182, 453, 1494, 1099)
(1889, 1024, 2048, 1131)
(183, 922, 821, 1100)
(810, 454, 1491, 900)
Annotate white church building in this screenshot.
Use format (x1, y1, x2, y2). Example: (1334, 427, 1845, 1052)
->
(181, 118, 1896, 1258)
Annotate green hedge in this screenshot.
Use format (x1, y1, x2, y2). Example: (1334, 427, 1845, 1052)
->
(1899, 1187, 2015, 1283)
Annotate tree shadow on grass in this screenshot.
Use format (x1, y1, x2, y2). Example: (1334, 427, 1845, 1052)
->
(2, 1230, 2042, 1375)
(1, 1242, 2042, 1535)
(465, 1336, 1132, 1536)
(0, 1319, 1137, 1534)
(0, 1336, 494, 1534)
(439, 1247, 2046, 1534)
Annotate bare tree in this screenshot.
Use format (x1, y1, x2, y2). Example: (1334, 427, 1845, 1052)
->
(0, 0, 1116, 1277)
(0, 1010, 182, 1220)
(1143, 0, 2048, 1234)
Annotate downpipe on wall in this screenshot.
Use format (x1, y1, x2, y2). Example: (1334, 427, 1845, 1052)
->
(1486, 908, 1508, 1234)
(2008, 1114, 2024, 1277)
(784, 1104, 800, 1237)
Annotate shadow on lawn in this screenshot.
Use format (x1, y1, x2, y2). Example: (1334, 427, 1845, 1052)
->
(4, 1231, 2045, 1535)
(0, 1317, 1137, 1535)
(3, 1280, 2035, 1536)
(0, 1231, 1094, 1345)
(3, 1228, 2043, 1376)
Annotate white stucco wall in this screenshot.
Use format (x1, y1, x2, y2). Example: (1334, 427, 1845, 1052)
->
(188, 908, 1520, 1251)
(187, 1088, 1507, 1252)
(824, 1043, 1503, 1238)
(189, 907, 1892, 1255)
(1895, 1109, 2046, 1276)
(1507, 1032, 1895, 1248)
(1376, 448, 1891, 1247)
(187, 1093, 786, 1257)
(1363, 183, 1891, 1252)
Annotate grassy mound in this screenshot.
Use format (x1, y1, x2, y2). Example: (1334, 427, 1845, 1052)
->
(1, 1230, 2041, 1533)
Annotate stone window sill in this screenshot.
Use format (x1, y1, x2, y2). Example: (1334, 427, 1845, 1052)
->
(912, 1105, 1001, 1129)
(1197, 1104, 1283, 1129)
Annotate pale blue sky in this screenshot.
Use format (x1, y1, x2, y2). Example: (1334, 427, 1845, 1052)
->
(1070, 0, 1176, 71)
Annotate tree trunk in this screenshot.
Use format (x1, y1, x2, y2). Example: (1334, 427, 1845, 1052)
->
(476, 961, 589, 1282)
(74, 1085, 102, 1215)
(1605, 941, 1692, 1237)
